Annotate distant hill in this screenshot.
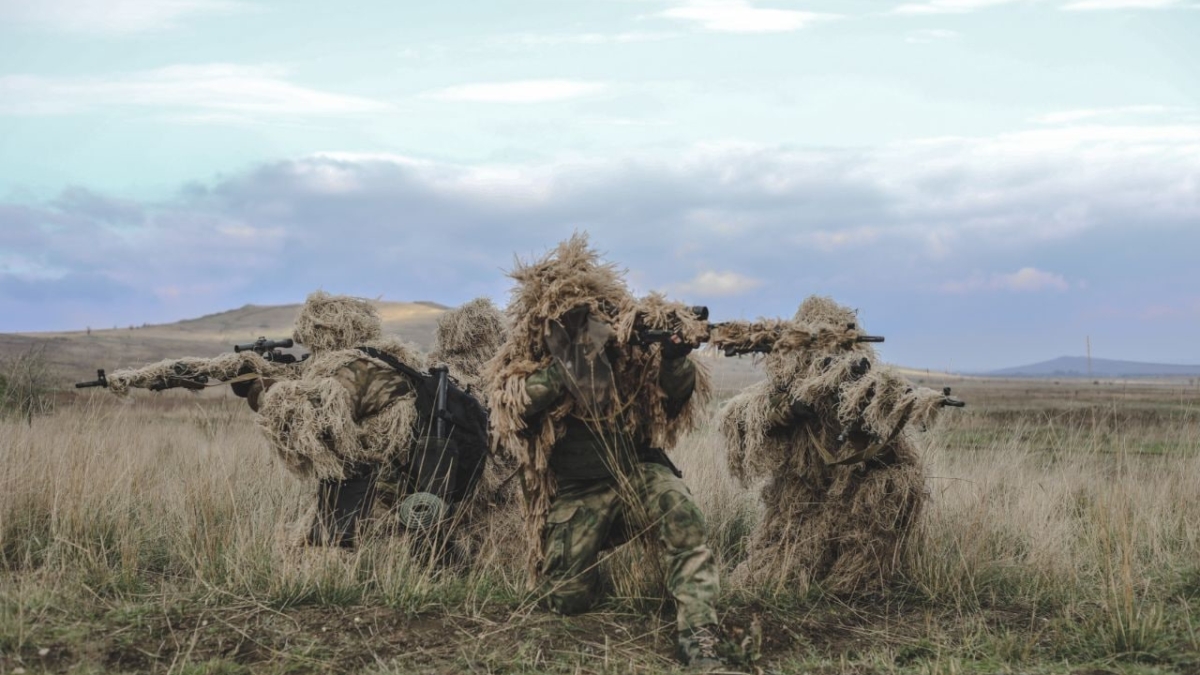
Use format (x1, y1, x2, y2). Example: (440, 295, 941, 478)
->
(984, 356, 1200, 379)
(1, 301, 445, 384)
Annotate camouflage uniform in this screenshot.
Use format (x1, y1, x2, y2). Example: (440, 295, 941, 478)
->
(524, 356, 720, 635)
(331, 358, 415, 424)
(246, 354, 418, 546)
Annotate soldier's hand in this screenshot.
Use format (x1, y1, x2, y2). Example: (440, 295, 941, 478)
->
(230, 362, 260, 398)
(659, 333, 694, 360)
(245, 377, 277, 413)
(940, 386, 966, 408)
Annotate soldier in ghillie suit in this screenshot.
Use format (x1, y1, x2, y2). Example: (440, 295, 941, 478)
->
(484, 234, 727, 670)
(240, 291, 433, 547)
(240, 291, 490, 554)
(719, 296, 960, 595)
(90, 292, 496, 554)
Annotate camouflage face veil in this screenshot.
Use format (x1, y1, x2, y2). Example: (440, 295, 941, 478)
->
(545, 305, 617, 415)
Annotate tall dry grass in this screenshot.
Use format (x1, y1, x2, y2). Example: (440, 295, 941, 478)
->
(0, 395, 515, 627)
(1, 385, 1198, 668)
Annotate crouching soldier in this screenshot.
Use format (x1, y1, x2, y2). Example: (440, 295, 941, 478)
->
(235, 291, 490, 550)
(484, 234, 727, 670)
(719, 296, 963, 594)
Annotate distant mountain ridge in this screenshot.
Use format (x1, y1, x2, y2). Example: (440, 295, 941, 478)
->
(984, 356, 1200, 378)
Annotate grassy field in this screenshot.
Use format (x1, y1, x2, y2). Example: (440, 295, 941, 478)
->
(2, 375, 1199, 674)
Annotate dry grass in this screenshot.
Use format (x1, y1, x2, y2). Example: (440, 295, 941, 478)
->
(2, 380, 1199, 673)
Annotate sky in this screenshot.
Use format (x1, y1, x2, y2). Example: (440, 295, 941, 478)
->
(0, 0, 1197, 372)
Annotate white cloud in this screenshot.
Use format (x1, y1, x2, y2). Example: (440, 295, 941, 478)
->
(0, 64, 386, 119)
(3, 119, 1199, 331)
(941, 268, 1072, 293)
(892, 0, 1032, 14)
(670, 271, 765, 297)
(1062, 0, 1195, 9)
(216, 224, 284, 240)
(893, 0, 1195, 11)
(905, 29, 960, 43)
(491, 31, 678, 47)
(0, 0, 250, 34)
(795, 227, 882, 250)
(1032, 105, 1184, 124)
(659, 0, 840, 32)
(424, 80, 606, 103)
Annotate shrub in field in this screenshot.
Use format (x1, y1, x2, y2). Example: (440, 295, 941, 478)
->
(0, 343, 56, 423)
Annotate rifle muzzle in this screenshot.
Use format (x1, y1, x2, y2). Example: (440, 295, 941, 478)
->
(75, 369, 108, 388)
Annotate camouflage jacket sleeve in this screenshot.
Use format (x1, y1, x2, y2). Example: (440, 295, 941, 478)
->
(524, 361, 567, 417)
(332, 358, 415, 422)
(659, 356, 696, 417)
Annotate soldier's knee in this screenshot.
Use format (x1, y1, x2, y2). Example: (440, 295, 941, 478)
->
(656, 490, 708, 551)
(543, 578, 596, 615)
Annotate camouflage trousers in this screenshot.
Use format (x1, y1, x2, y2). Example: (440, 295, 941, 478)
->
(540, 462, 720, 632)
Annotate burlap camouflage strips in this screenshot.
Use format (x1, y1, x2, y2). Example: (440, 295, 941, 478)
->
(539, 462, 719, 633)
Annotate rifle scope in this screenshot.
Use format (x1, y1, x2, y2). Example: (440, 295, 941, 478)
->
(234, 337, 294, 353)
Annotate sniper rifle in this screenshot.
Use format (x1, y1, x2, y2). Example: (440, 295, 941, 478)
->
(233, 337, 300, 364)
(628, 305, 886, 356)
(75, 336, 302, 392)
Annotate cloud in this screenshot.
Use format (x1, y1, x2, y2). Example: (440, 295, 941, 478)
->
(892, 0, 1027, 15)
(424, 80, 607, 103)
(490, 31, 678, 47)
(0, 64, 385, 119)
(905, 29, 960, 43)
(892, 0, 1195, 11)
(1062, 0, 1197, 8)
(793, 227, 882, 250)
(658, 0, 840, 32)
(941, 267, 1072, 293)
(669, 270, 765, 297)
(0, 0, 250, 34)
(1032, 105, 1185, 124)
(1, 119, 1197, 332)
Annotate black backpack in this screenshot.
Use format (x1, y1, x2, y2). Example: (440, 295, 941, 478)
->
(358, 347, 489, 504)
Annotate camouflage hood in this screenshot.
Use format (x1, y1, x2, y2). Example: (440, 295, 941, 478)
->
(292, 291, 383, 353)
(428, 297, 509, 396)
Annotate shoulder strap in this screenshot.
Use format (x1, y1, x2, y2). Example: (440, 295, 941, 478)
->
(357, 346, 424, 381)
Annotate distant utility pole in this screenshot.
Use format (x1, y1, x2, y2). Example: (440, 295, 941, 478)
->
(1086, 336, 1092, 378)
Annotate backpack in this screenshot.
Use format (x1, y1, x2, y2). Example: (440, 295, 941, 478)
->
(358, 347, 490, 504)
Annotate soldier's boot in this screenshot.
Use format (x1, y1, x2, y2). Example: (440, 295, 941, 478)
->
(676, 624, 730, 672)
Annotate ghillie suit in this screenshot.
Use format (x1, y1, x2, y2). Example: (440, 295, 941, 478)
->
(719, 296, 953, 595)
(255, 292, 425, 481)
(483, 234, 724, 668)
(428, 297, 508, 397)
(248, 291, 437, 547)
(104, 352, 301, 396)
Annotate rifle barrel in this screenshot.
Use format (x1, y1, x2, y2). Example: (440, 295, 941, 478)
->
(74, 369, 108, 388)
